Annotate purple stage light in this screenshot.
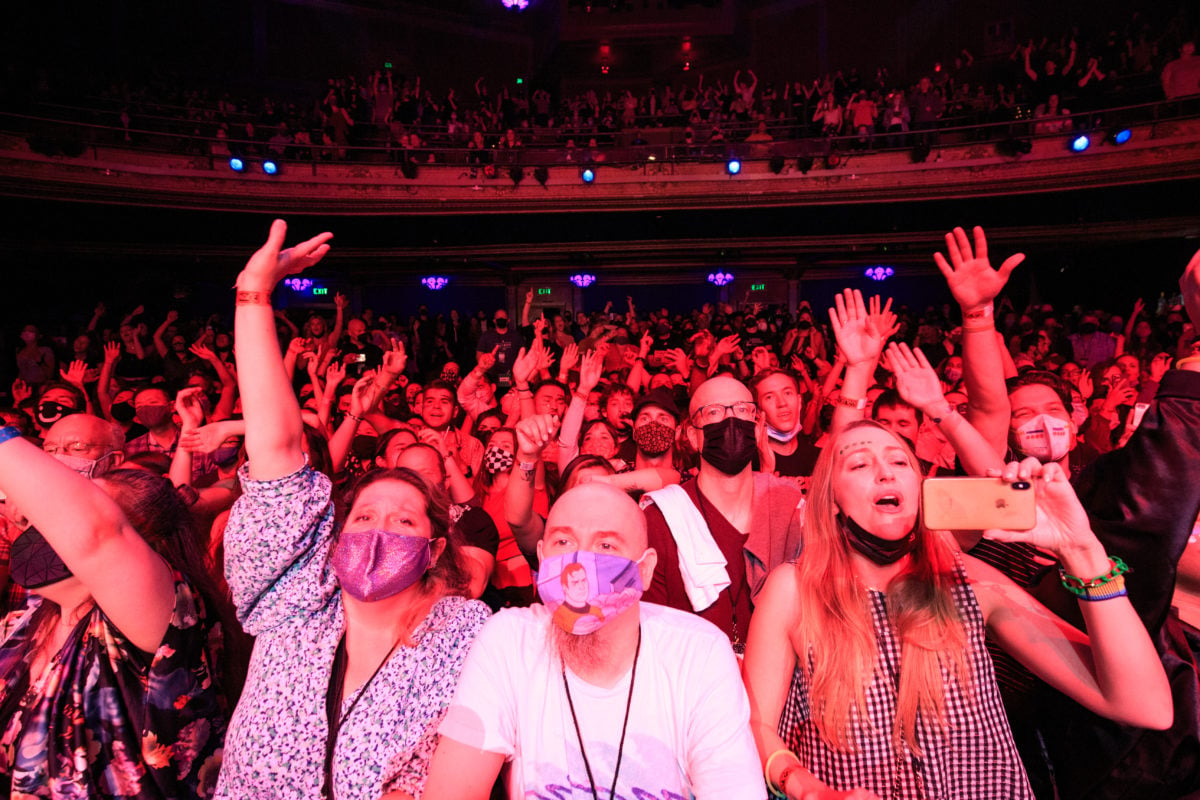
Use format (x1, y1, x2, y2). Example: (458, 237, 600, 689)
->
(570, 273, 596, 288)
(421, 276, 450, 290)
(284, 278, 313, 292)
(707, 271, 734, 287)
(864, 266, 895, 281)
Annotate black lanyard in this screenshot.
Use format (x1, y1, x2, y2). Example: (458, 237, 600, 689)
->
(322, 632, 405, 800)
(561, 626, 641, 800)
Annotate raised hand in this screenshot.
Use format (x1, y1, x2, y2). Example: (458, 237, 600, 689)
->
(59, 360, 88, 389)
(983, 459, 1097, 561)
(829, 289, 884, 367)
(511, 346, 539, 386)
(238, 219, 334, 291)
(380, 340, 407, 377)
(175, 387, 207, 430)
(334, 292, 349, 312)
(639, 330, 654, 359)
(189, 342, 217, 362)
(711, 333, 741, 362)
(577, 348, 605, 395)
(180, 420, 242, 455)
(325, 361, 347, 392)
(867, 295, 900, 340)
(668, 347, 692, 376)
(476, 345, 498, 374)
(11, 378, 31, 406)
(515, 413, 561, 459)
(103, 340, 122, 365)
(349, 374, 380, 418)
(933, 226, 1025, 312)
(751, 346, 773, 373)
(885, 342, 946, 415)
(164, 309, 179, 325)
(559, 342, 580, 376)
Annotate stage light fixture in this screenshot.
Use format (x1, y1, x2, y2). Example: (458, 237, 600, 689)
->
(509, 166, 525, 185)
(707, 271, 734, 287)
(262, 160, 278, 175)
(229, 157, 245, 172)
(825, 153, 842, 169)
(580, 167, 595, 184)
(1070, 134, 1091, 153)
(725, 159, 741, 175)
(768, 155, 785, 174)
(1109, 128, 1132, 145)
(533, 166, 549, 186)
(400, 160, 419, 180)
(796, 156, 814, 174)
(865, 266, 895, 281)
(421, 276, 450, 290)
(570, 273, 596, 288)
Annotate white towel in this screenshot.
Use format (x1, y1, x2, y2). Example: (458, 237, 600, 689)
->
(642, 485, 730, 612)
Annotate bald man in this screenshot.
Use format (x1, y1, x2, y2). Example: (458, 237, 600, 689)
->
(41, 413, 125, 478)
(640, 375, 804, 650)
(427, 483, 764, 800)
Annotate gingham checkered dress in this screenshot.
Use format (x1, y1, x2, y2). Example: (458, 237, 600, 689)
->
(778, 566, 1034, 799)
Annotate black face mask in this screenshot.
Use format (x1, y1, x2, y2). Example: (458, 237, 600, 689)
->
(796, 319, 813, 331)
(10, 526, 73, 589)
(1079, 322, 1099, 335)
(700, 417, 757, 475)
(36, 401, 76, 428)
(839, 514, 918, 565)
(494, 318, 509, 331)
(110, 401, 136, 423)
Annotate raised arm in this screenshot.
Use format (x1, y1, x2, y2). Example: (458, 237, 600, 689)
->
(235, 220, 333, 480)
(828, 290, 893, 435)
(97, 340, 121, 420)
(0, 430, 174, 653)
(508, 413, 559, 557)
(968, 459, 1171, 731)
(933, 226, 1024, 458)
(191, 342, 238, 421)
(153, 310, 179, 358)
(556, 347, 604, 471)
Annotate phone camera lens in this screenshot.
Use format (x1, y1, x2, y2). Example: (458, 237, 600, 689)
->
(1012, 481, 1031, 490)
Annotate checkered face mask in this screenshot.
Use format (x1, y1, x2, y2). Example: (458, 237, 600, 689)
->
(483, 445, 515, 474)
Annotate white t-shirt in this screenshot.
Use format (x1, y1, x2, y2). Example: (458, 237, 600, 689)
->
(439, 602, 767, 800)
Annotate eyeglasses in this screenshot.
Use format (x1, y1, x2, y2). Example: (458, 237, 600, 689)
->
(691, 401, 757, 426)
(44, 441, 105, 456)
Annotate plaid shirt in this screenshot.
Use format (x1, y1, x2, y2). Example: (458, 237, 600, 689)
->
(125, 428, 215, 481)
(779, 563, 1033, 799)
(0, 523, 29, 620)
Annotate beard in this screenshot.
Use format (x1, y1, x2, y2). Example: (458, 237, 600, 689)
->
(551, 624, 606, 673)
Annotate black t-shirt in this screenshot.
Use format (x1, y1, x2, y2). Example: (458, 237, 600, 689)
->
(453, 504, 500, 556)
(771, 436, 822, 478)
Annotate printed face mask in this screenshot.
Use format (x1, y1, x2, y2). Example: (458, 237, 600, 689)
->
(36, 401, 76, 428)
(537, 550, 645, 635)
(10, 526, 73, 589)
(700, 416, 757, 475)
(633, 421, 675, 457)
(483, 446, 515, 474)
(331, 528, 431, 602)
(1014, 413, 1073, 462)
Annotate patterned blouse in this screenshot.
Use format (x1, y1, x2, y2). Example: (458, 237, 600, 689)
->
(779, 564, 1034, 799)
(215, 463, 489, 800)
(0, 577, 227, 799)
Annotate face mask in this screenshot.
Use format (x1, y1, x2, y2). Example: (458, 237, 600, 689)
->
(36, 401, 76, 428)
(700, 417, 757, 475)
(53, 451, 118, 479)
(331, 528, 432, 602)
(1079, 322, 1099, 335)
(1014, 413, 1073, 462)
(110, 401, 136, 423)
(1071, 405, 1089, 429)
(796, 319, 813, 331)
(839, 514, 918, 566)
(633, 421, 675, 457)
(10, 526, 73, 589)
(136, 405, 171, 429)
(767, 423, 800, 443)
(483, 446, 515, 474)
(494, 318, 508, 331)
(20, 331, 37, 345)
(213, 444, 241, 468)
(536, 550, 644, 635)
(943, 367, 963, 384)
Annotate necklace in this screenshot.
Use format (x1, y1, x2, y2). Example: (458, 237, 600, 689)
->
(561, 626, 641, 800)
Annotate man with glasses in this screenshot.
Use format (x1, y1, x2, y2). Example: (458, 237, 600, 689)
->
(640, 375, 804, 650)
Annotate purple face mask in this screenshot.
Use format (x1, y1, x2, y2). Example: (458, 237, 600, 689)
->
(536, 550, 644, 635)
(331, 528, 432, 602)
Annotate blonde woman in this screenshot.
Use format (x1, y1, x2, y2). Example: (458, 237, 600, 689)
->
(743, 419, 1170, 799)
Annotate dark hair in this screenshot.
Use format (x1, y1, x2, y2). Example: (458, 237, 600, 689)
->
(37, 381, 87, 411)
(533, 380, 568, 402)
(872, 388, 924, 426)
(422, 380, 458, 406)
(303, 423, 334, 478)
(1006, 370, 1074, 413)
(560, 454, 616, 491)
(123, 451, 173, 475)
(374, 426, 419, 462)
(748, 368, 800, 400)
(578, 418, 619, 452)
(471, 409, 505, 444)
(391, 442, 447, 486)
(600, 384, 634, 409)
(336, 467, 468, 598)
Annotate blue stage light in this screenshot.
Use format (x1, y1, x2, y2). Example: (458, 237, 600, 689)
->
(1112, 128, 1132, 145)
(262, 160, 278, 175)
(229, 157, 245, 172)
(726, 159, 741, 175)
(1070, 134, 1091, 153)
(581, 168, 595, 184)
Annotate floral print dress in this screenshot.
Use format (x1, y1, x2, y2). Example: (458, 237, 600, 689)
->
(215, 463, 489, 800)
(0, 577, 227, 799)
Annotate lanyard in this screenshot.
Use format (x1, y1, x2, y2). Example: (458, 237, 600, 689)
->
(561, 627, 641, 800)
(322, 631, 405, 800)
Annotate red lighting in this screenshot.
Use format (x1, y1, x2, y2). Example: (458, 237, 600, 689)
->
(682, 38, 692, 52)
(683, 60, 690, 71)
(601, 63, 610, 75)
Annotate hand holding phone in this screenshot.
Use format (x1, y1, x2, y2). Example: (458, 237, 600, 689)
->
(922, 477, 1036, 531)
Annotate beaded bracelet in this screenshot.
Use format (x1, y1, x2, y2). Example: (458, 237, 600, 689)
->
(0, 425, 22, 446)
(1075, 574, 1128, 601)
(1059, 556, 1129, 598)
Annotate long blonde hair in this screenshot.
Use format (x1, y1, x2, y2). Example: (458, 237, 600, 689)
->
(794, 420, 969, 753)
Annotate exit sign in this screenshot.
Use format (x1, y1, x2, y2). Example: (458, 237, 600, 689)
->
(750, 283, 766, 292)
(313, 288, 329, 296)
(537, 287, 552, 296)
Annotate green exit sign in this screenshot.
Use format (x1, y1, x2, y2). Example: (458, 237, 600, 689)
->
(751, 283, 766, 292)
(537, 287, 552, 296)
(516, 78, 524, 85)
(313, 288, 329, 296)
(384, 62, 393, 69)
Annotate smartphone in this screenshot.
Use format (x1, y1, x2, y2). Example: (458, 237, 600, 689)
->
(349, 353, 367, 364)
(921, 477, 1036, 531)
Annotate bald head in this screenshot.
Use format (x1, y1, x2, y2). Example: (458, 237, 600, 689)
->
(689, 375, 752, 420)
(545, 482, 648, 553)
(43, 413, 125, 476)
